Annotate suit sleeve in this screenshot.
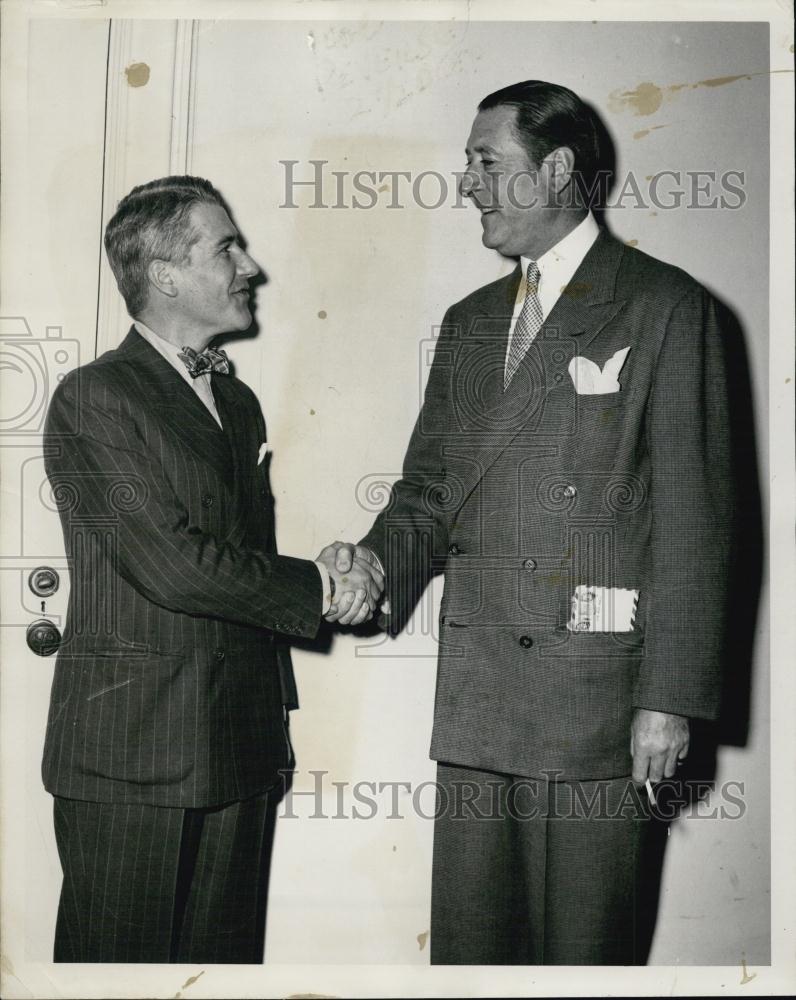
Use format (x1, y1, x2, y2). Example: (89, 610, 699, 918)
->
(359, 310, 456, 634)
(45, 369, 323, 638)
(633, 286, 736, 719)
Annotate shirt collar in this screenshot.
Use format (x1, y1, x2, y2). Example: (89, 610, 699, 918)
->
(519, 212, 600, 290)
(133, 320, 196, 385)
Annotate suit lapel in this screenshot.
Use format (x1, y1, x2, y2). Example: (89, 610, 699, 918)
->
(212, 372, 260, 545)
(117, 330, 259, 546)
(452, 230, 627, 503)
(116, 328, 233, 480)
(538, 228, 626, 350)
(452, 266, 522, 429)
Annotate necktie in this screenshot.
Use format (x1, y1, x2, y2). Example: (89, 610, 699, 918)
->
(504, 262, 543, 389)
(177, 345, 230, 378)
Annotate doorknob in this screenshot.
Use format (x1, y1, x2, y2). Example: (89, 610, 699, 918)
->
(26, 619, 61, 656)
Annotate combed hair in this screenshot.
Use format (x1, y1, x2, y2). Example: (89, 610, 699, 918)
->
(103, 176, 224, 318)
(479, 81, 603, 204)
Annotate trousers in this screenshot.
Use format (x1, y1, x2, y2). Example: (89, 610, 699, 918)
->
(429, 763, 655, 965)
(52, 791, 277, 963)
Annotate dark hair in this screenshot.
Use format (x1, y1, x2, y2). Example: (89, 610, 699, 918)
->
(479, 80, 603, 203)
(104, 175, 224, 318)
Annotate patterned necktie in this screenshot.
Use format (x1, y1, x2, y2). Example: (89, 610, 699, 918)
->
(504, 261, 543, 389)
(177, 345, 230, 378)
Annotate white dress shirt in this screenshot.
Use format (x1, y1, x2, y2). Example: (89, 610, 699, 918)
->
(504, 212, 600, 372)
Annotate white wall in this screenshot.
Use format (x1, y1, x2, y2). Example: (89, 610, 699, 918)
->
(0, 15, 111, 973)
(2, 12, 773, 976)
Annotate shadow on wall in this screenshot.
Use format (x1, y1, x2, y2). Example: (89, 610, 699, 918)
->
(596, 106, 764, 962)
(586, 109, 764, 962)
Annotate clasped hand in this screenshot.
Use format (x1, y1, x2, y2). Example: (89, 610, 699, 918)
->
(316, 542, 385, 626)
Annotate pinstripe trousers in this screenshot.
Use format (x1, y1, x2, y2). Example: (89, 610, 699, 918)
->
(429, 763, 654, 965)
(52, 792, 277, 963)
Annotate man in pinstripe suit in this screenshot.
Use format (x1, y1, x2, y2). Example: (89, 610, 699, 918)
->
(42, 176, 382, 963)
(334, 80, 736, 963)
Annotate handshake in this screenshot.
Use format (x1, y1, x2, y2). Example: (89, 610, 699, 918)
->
(316, 542, 390, 626)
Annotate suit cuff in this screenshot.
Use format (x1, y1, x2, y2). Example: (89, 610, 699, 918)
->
(368, 549, 386, 577)
(315, 561, 333, 615)
(359, 546, 390, 615)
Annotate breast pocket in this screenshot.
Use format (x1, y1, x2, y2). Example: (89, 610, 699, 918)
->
(574, 392, 626, 418)
(537, 625, 645, 658)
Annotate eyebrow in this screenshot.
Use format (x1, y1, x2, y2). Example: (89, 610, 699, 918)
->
(465, 142, 499, 156)
(213, 233, 237, 249)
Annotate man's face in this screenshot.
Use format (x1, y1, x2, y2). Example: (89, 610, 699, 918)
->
(170, 202, 259, 336)
(460, 105, 555, 259)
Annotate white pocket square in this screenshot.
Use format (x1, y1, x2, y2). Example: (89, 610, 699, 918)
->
(257, 442, 269, 466)
(569, 346, 631, 395)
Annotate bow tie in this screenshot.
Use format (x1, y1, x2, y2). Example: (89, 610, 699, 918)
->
(177, 345, 230, 378)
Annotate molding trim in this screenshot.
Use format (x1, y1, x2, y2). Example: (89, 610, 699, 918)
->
(95, 20, 199, 357)
(170, 20, 199, 175)
(95, 19, 134, 358)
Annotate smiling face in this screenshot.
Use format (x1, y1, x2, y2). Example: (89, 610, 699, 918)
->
(460, 105, 559, 260)
(169, 202, 259, 340)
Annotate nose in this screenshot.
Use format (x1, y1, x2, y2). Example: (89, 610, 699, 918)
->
(236, 248, 260, 279)
(459, 168, 479, 199)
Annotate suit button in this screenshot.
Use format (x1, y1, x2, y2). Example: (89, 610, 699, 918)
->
(563, 485, 577, 499)
(440, 468, 447, 478)
(214, 648, 225, 661)
(201, 493, 214, 507)
(519, 635, 533, 648)
(523, 558, 537, 572)
(448, 543, 460, 555)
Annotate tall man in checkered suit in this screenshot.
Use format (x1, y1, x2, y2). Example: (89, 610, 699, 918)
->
(333, 80, 736, 964)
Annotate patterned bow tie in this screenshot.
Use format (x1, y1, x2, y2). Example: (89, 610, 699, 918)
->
(177, 345, 230, 378)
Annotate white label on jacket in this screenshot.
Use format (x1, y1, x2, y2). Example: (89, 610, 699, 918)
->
(566, 585, 639, 632)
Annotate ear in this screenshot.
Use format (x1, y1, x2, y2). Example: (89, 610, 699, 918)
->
(544, 146, 576, 195)
(146, 258, 178, 299)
